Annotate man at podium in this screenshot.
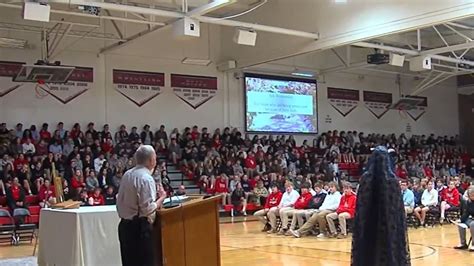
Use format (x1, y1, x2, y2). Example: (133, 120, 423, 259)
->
(117, 145, 167, 266)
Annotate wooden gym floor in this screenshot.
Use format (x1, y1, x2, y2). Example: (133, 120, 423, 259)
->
(0, 218, 472, 265)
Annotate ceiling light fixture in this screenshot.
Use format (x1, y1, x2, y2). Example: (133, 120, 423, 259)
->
(181, 57, 212, 66)
(0, 37, 28, 49)
(291, 72, 315, 78)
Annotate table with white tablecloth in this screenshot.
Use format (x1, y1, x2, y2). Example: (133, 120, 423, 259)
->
(38, 205, 122, 266)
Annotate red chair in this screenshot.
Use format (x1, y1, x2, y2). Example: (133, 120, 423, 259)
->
(27, 206, 41, 225)
(0, 196, 6, 207)
(25, 195, 40, 206)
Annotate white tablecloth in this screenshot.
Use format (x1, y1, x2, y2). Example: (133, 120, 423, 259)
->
(38, 205, 122, 266)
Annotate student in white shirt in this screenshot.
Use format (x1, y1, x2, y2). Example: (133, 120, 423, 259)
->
(266, 182, 300, 234)
(289, 182, 342, 238)
(414, 180, 438, 226)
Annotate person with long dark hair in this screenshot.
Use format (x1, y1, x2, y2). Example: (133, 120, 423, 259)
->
(351, 146, 411, 266)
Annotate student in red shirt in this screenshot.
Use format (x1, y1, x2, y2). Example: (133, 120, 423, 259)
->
(71, 169, 86, 197)
(39, 123, 51, 141)
(287, 183, 313, 231)
(13, 154, 28, 172)
(191, 126, 200, 141)
(38, 179, 56, 208)
(253, 183, 282, 231)
(244, 152, 257, 177)
(89, 188, 105, 206)
(326, 182, 357, 238)
(6, 177, 27, 212)
(395, 163, 408, 180)
(440, 180, 460, 223)
(214, 176, 229, 206)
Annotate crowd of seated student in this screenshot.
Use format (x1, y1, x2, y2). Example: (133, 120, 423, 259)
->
(0, 122, 472, 217)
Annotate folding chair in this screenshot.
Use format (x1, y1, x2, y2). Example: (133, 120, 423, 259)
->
(0, 209, 16, 245)
(13, 208, 36, 245)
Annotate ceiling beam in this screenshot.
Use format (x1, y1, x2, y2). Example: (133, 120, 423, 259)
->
(353, 42, 474, 67)
(187, 0, 235, 17)
(0, 3, 166, 26)
(46, 0, 319, 39)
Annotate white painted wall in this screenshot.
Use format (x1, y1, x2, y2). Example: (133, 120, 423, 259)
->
(0, 6, 460, 141)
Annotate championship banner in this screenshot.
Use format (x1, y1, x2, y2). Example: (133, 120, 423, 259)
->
(406, 95, 428, 121)
(363, 91, 392, 119)
(0, 61, 24, 97)
(41, 67, 94, 104)
(171, 74, 217, 109)
(327, 87, 359, 117)
(113, 69, 164, 107)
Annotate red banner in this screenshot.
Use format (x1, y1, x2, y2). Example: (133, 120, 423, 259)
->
(363, 91, 392, 119)
(0, 61, 25, 97)
(405, 95, 428, 121)
(327, 87, 359, 117)
(113, 69, 164, 107)
(171, 74, 217, 109)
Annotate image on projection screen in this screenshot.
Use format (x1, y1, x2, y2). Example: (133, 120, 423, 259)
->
(245, 73, 318, 134)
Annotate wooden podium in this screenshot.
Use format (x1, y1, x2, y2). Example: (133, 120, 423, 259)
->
(155, 195, 221, 266)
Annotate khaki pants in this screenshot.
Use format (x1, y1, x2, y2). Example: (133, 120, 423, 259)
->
(279, 207, 296, 230)
(297, 209, 332, 235)
(326, 212, 351, 235)
(290, 209, 308, 230)
(404, 206, 414, 217)
(254, 208, 270, 225)
(267, 207, 292, 229)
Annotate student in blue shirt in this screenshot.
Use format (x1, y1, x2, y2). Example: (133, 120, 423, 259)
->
(400, 180, 415, 216)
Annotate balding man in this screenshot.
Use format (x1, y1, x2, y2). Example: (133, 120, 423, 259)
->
(117, 145, 167, 266)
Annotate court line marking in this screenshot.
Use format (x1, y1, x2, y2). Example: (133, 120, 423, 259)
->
(221, 244, 352, 263)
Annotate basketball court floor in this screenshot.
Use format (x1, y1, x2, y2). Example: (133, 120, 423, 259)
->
(0, 218, 472, 266)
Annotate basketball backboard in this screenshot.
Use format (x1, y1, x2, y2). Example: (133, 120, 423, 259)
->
(13, 65, 75, 83)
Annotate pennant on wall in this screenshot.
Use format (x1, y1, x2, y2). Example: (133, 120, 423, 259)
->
(40, 67, 94, 104)
(363, 91, 392, 119)
(0, 61, 24, 97)
(405, 95, 428, 121)
(327, 87, 359, 117)
(171, 74, 217, 109)
(113, 69, 164, 107)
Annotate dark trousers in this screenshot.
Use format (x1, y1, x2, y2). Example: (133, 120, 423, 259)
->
(118, 217, 155, 266)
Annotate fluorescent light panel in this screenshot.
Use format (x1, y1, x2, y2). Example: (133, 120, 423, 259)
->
(181, 57, 212, 66)
(291, 72, 314, 78)
(0, 37, 27, 49)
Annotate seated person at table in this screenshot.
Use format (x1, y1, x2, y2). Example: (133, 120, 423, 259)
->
(79, 190, 91, 206)
(230, 182, 247, 216)
(176, 185, 187, 196)
(267, 182, 300, 234)
(104, 186, 116, 205)
(414, 180, 438, 226)
(254, 183, 282, 232)
(440, 180, 460, 223)
(286, 183, 313, 233)
(89, 188, 105, 206)
(290, 182, 341, 238)
(6, 177, 28, 212)
(38, 179, 56, 207)
(326, 182, 357, 238)
(401, 180, 415, 216)
(454, 187, 474, 251)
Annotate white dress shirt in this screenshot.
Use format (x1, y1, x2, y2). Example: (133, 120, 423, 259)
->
(421, 188, 438, 207)
(278, 189, 300, 208)
(116, 166, 157, 223)
(319, 191, 342, 211)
